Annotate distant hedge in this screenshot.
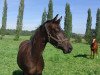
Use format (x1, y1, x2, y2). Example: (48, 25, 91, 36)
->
(0, 29, 35, 36)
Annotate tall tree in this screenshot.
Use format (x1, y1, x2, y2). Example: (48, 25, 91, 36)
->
(0, 0, 7, 39)
(64, 3, 72, 40)
(95, 8, 100, 43)
(47, 0, 53, 20)
(85, 8, 92, 44)
(14, 0, 24, 40)
(41, 8, 47, 25)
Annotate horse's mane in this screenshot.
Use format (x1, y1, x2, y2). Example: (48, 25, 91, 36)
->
(30, 20, 51, 42)
(30, 25, 42, 41)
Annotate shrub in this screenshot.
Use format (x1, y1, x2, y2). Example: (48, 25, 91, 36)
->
(74, 35, 82, 43)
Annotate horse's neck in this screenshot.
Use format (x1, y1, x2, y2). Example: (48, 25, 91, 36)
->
(31, 27, 47, 56)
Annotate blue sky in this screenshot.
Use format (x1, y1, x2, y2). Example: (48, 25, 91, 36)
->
(0, 0, 100, 34)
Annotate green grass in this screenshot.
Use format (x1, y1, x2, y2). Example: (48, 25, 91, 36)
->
(0, 35, 100, 75)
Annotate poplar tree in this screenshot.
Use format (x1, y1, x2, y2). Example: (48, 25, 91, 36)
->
(64, 3, 72, 40)
(47, 0, 53, 20)
(14, 0, 24, 40)
(0, 0, 7, 39)
(95, 8, 100, 43)
(41, 8, 47, 25)
(85, 8, 92, 44)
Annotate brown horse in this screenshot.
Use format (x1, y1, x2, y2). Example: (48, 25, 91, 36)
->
(90, 38, 98, 58)
(17, 14, 73, 75)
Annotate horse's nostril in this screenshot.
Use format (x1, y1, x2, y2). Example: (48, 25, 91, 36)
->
(69, 47, 73, 50)
(68, 47, 73, 52)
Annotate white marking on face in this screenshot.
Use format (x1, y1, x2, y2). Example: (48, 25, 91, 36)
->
(92, 39, 96, 43)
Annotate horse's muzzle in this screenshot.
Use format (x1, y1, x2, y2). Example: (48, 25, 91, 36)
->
(63, 47, 73, 54)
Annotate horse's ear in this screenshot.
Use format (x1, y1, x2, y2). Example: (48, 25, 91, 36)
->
(57, 16, 62, 23)
(53, 14, 59, 21)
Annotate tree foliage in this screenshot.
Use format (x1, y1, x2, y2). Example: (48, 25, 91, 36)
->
(14, 0, 24, 40)
(0, 0, 7, 39)
(47, 0, 53, 20)
(64, 3, 72, 40)
(6, 29, 34, 36)
(85, 8, 92, 44)
(41, 8, 47, 25)
(75, 35, 82, 43)
(95, 8, 100, 43)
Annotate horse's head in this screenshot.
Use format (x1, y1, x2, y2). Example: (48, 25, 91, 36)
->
(91, 38, 96, 46)
(45, 14, 73, 54)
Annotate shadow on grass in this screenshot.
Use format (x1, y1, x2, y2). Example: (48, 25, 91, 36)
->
(12, 70, 23, 75)
(74, 54, 90, 59)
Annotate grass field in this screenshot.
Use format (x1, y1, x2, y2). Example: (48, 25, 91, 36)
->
(0, 35, 100, 75)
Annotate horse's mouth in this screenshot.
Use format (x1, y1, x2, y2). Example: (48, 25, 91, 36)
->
(63, 50, 72, 54)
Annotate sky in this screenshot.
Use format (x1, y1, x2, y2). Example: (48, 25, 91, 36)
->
(0, 0, 100, 34)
